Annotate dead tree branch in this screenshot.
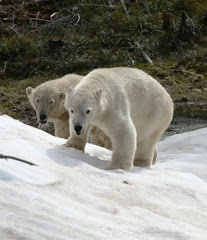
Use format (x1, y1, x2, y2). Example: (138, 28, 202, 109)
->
(74, 13, 80, 26)
(172, 69, 204, 78)
(135, 42, 153, 64)
(119, 0, 130, 18)
(137, 23, 143, 44)
(0, 154, 38, 166)
(74, 4, 111, 8)
(179, 11, 199, 36)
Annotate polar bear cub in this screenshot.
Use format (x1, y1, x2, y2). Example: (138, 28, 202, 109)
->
(65, 67, 173, 171)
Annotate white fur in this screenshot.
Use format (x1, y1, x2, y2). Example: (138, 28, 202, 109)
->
(26, 74, 83, 138)
(65, 67, 173, 171)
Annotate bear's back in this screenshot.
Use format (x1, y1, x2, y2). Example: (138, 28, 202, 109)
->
(78, 67, 173, 121)
(79, 67, 167, 99)
(38, 74, 84, 93)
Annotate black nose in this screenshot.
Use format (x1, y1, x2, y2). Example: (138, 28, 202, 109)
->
(74, 125, 82, 134)
(40, 114, 47, 123)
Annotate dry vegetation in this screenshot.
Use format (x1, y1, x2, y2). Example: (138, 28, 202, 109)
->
(0, 0, 207, 126)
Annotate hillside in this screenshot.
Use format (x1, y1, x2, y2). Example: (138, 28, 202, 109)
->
(0, 115, 207, 239)
(0, 0, 207, 128)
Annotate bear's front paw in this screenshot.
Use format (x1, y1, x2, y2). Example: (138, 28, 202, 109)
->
(64, 139, 85, 152)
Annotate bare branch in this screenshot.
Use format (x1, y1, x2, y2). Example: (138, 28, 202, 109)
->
(35, 11, 40, 27)
(172, 69, 204, 78)
(0, 154, 38, 166)
(179, 11, 199, 35)
(74, 13, 80, 26)
(137, 23, 143, 44)
(29, 18, 52, 23)
(127, 53, 135, 66)
(135, 42, 153, 64)
(7, 23, 19, 36)
(119, 0, 130, 18)
(74, 4, 111, 8)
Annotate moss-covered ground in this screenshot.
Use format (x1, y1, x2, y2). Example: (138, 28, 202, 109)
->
(0, 0, 207, 131)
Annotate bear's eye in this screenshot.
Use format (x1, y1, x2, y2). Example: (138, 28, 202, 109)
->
(71, 110, 74, 113)
(86, 110, 90, 114)
(50, 100, 54, 104)
(36, 99, 40, 103)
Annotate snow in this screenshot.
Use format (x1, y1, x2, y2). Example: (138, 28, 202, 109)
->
(0, 115, 207, 240)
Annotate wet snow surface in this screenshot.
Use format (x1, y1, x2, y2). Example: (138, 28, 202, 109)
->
(0, 115, 206, 240)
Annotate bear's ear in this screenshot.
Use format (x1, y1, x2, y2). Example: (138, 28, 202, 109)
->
(94, 88, 102, 103)
(59, 92, 66, 100)
(26, 87, 34, 96)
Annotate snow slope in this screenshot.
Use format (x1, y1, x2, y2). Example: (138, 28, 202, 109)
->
(0, 115, 206, 240)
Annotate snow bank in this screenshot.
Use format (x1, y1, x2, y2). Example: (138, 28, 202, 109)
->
(0, 115, 206, 240)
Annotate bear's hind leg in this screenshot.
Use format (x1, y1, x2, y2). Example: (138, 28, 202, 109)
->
(152, 147, 157, 165)
(134, 138, 157, 167)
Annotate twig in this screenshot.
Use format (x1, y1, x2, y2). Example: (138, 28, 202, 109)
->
(74, 4, 112, 8)
(35, 11, 40, 27)
(173, 69, 204, 78)
(31, 15, 70, 29)
(134, 23, 152, 63)
(179, 11, 199, 35)
(74, 13, 80, 26)
(156, 64, 204, 79)
(127, 53, 135, 65)
(0, 154, 38, 166)
(30, 18, 52, 23)
(2, 61, 8, 74)
(137, 23, 143, 44)
(119, 0, 130, 18)
(50, 12, 57, 20)
(135, 42, 153, 63)
(7, 24, 19, 36)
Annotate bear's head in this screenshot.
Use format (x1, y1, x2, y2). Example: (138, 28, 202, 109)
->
(65, 88, 102, 135)
(26, 86, 66, 124)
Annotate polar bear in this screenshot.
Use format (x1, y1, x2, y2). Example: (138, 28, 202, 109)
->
(64, 67, 173, 171)
(26, 74, 112, 148)
(26, 74, 83, 139)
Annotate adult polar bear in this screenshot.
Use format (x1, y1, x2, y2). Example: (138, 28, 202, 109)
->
(65, 67, 173, 171)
